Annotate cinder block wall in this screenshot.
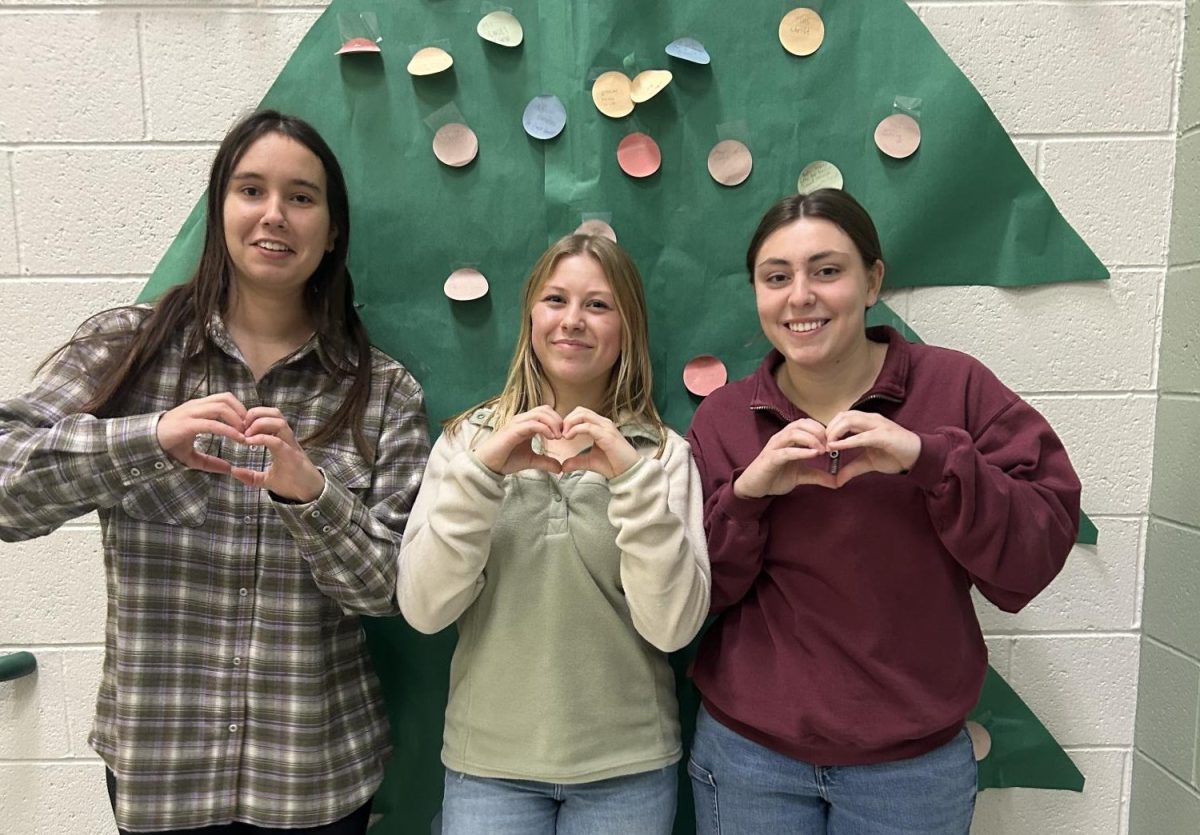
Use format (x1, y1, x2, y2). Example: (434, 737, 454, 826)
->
(0, 2, 1183, 832)
(1130, 0, 1200, 829)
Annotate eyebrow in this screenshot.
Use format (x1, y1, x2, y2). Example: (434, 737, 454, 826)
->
(230, 172, 324, 193)
(541, 284, 615, 299)
(755, 250, 848, 270)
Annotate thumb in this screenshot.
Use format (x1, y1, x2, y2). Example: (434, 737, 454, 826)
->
(526, 454, 563, 475)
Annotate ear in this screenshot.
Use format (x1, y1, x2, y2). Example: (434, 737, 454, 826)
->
(326, 225, 338, 254)
(865, 259, 885, 307)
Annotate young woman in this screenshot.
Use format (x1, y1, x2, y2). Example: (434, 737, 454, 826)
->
(397, 234, 710, 835)
(0, 111, 429, 834)
(685, 189, 1081, 834)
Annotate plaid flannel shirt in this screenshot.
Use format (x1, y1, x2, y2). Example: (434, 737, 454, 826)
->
(0, 307, 429, 831)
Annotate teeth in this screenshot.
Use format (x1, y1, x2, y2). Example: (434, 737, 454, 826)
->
(787, 320, 826, 333)
(256, 241, 289, 252)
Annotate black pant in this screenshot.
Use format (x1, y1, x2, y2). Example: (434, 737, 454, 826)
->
(105, 769, 373, 835)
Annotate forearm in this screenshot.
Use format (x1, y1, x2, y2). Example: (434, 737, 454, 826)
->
(610, 454, 711, 652)
(398, 448, 505, 633)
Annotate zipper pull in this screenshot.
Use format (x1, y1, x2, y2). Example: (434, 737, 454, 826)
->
(828, 449, 840, 475)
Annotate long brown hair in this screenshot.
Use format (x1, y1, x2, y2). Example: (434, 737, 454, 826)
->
(447, 234, 667, 455)
(43, 110, 374, 457)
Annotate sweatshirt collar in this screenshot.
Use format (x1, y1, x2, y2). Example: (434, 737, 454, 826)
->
(748, 325, 910, 420)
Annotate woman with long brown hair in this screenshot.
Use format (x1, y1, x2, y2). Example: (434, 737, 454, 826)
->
(397, 234, 710, 835)
(0, 110, 429, 834)
(685, 189, 1080, 834)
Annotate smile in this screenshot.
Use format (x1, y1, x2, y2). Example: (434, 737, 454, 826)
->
(786, 320, 828, 333)
(253, 240, 292, 253)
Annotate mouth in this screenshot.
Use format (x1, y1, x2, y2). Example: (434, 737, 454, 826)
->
(252, 240, 293, 254)
(553, 339, 592, 350)
(785, 319, 829, 334)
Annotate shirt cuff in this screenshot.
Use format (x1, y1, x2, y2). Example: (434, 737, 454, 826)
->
(906, 431, 952, 490)
(711, 467, 774, 524)
(106, 412, 178, 488)
(271, 468, 351, 540)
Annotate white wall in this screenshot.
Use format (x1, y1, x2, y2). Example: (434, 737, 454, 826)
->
(0, 1, 1182, 832)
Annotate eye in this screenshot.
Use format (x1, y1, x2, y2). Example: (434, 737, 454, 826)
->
(586, 299, 612, 310)
(292, 193, 317, 205)
(759, 271, 789, 286)
(239, 185, 261, 198)
(814, 265, 842, 280)
(541, 293, 565, 305)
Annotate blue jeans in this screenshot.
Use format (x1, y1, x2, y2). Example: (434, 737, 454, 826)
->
(441, 765, 677, 835)
(688, 707, 976, 835)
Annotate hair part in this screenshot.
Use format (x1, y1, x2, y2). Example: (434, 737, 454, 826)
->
(447, 234, 667, 455)
(42, 109, 375, 458)
(745, 188, 884, 281)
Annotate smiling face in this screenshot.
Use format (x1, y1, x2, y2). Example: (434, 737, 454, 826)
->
(222, 132, 336, 300)
(530, 253, 623, 409)
(752, 216, 884, 372)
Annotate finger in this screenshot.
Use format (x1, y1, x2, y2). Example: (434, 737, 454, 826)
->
(243, 433, 288, 453)
(525, 453, 563, 474)
(560, 453, 603, 476)
(229, 466, 268, 488)
(826, 411, 884, 443)
(203, 392, 249, 420)
(770, 427, 827, 452)
(190, 419, 246, 443)
(243, 406, 285, 421)
(774, 446, 825, 462)
(525, 406, 565, 436)
(833, 456, 875, 487)
(185, 451, 233, 475)
(243, 417, 293, 441)
(826, 430, 878, 451)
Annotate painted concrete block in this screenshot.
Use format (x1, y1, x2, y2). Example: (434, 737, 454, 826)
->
(1028, 395, 1155, 517)
(0, 14, 142, 143)
(0, 652, 69, 759)
(0, 280, 142, 395)
(1134, 639, 1200, 784)
(1129, 753, 1200, 834)
(0, 154, 17, 275)
(1009, 635, 1139, 747)
(1150, 397, 1200, 529)
(142, 11, 322, 141)
(975, 519, 1140, 633)
(12, 149, 211, 276)
(1143, 519, 1200, 661)
(905, 271, 1158, 392)
(1169, 131, 1200, 267)
(1160, 266, 1200, 394)
(0, 762, 112, 835)
(1042, 139, 1175, 268)
(62, 648, 104, 758)
(0, 529, 106, 644)
(972, 749, 1125, 834)
(922, 4, 1177, 135)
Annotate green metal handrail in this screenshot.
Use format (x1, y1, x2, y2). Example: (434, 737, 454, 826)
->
(0, 651, 37, 682)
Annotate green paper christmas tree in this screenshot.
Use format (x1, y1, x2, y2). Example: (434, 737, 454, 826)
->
(143, 1, 1094, 830)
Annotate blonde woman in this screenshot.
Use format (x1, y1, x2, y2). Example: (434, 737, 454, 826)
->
(398, 234, 710, 834)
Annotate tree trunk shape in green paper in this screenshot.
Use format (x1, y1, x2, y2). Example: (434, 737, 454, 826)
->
(140, 0, 1095, 830)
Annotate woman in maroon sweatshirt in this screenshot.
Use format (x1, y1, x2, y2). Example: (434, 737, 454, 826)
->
(684, 189, 1080, 834)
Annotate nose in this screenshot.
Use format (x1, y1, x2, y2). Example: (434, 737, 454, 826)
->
(561, 303, 585, 331)
(260, 194, 286, 228)
(788, 275, 816, 307)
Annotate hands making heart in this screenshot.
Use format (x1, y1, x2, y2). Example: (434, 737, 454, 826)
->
(733, 411, 922, 499)
(155, 392, 326, 502)
(474, 405, 640, 480)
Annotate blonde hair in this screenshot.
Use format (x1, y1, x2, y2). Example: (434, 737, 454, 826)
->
(446, 234, 667, 454)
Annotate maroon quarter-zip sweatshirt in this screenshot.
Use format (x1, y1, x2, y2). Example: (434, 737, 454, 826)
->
(685, 326, 1081, 766)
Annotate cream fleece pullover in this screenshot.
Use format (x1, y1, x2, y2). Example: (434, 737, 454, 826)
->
(397, 410, 710, 782)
